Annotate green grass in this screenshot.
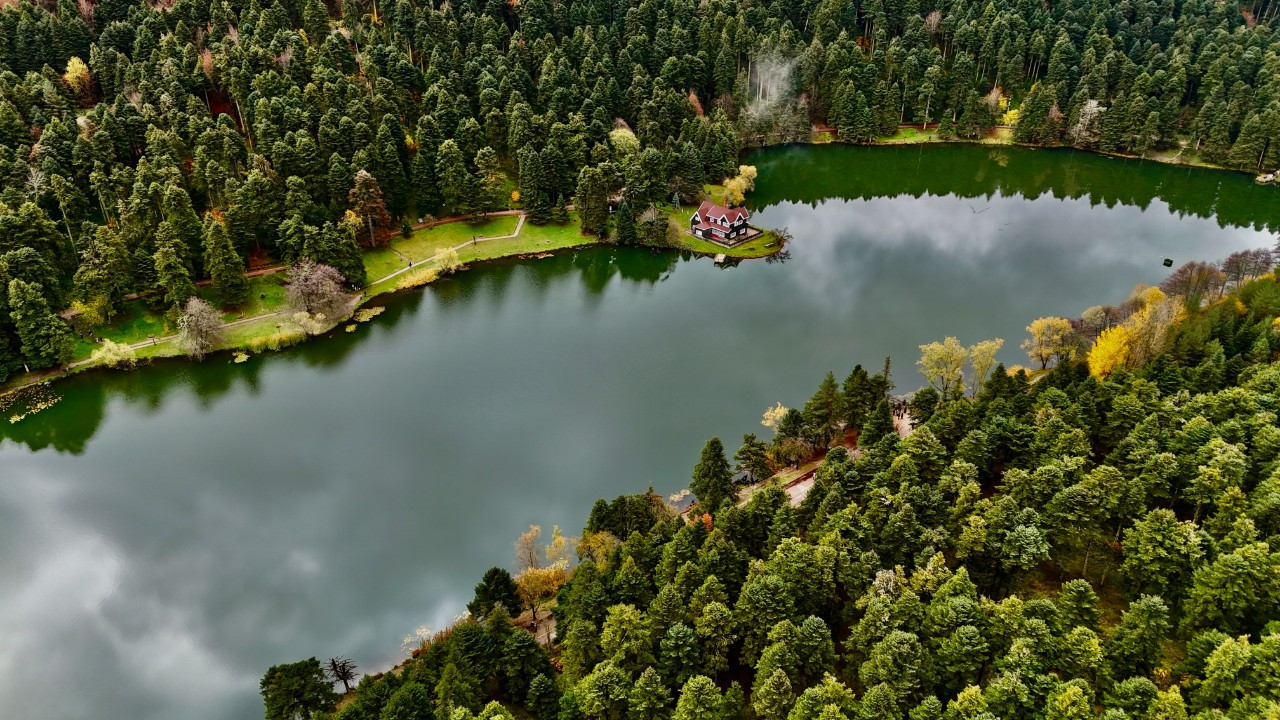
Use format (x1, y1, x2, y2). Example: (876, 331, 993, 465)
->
(221, 276, 287, 321)
(363, 246, 408, 284)
(365, 214, 593, 295)
(70, 275, 291, 361)
(675, 229, 782, 258)
(397, 216, 520, 261)
(882, 126, 941, 144)
(363, 216, 521, 283)
(71, 301, 171, 360)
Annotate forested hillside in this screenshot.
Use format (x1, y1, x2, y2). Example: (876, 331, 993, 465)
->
(0, 0, 1279, 378)
(259, 267, 1280, 719)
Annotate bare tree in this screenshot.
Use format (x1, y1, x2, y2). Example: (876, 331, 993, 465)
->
(923, 10, 942, 36)
(286, 259, 348, 321)
(1067, 100, 1104, 147)
(1246, 247, 1274, 280)
(25, 166, 47, 198)
(514, 524, 543, 573)
(1219, 251, 1248, 287)
(326, 657, 358, 693)
(1161, 261, 1225, 302)
(176, 298, 225, 359)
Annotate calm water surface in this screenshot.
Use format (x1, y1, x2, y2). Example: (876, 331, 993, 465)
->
(2, 145, 1278, 720)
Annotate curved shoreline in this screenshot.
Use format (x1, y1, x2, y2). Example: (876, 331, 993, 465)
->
(748, 124, 1263, 178)
(2, 138, 1268, 399)
(0, 218, 783, 398)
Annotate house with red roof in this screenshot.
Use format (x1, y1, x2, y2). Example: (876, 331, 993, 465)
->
(689, 200, 751, 245)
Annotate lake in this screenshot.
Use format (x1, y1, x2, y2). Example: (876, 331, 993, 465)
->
(2, 145, 1277, 720)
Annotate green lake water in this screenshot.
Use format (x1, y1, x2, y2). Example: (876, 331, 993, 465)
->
(1, 145, 1277, 720)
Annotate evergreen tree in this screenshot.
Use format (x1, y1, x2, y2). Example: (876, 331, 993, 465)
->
(733, 434, 771, 483)
(577, 166, 610, 237)
(8, 278, 73, 368)
(348, 169, 392, 246)
(690, 438, 734, 511)
(615, 201, 638, 245)
(153, 227, 196, 312)
(437, 140, 476, 217)
(469, 567, 523, 618)
(631, 667, 672, 720)
(202, 218, 249, 307)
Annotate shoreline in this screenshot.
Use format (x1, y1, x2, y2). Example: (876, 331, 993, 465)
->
(0, 219, 784, 399)
(2, 136, 1266, 400)
(747, 124, 1261, 177)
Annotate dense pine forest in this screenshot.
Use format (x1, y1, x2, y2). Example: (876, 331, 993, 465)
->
(0, 0, 1279, 378)
(259, 264, 1280, 719)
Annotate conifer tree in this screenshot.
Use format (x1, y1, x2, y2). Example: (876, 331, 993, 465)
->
(576, 166, 609, 237)
(153, 226, 196, 312)
(348, 169, 392, 246)
(690, 437, 734, 511)
(615, 201, 638, 245)
(202, 217, 249, 307)
(631, 667, 672, 720)
(8, 278, 73, 368)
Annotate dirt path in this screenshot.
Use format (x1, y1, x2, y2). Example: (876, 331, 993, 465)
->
(363, 212, 528, 290)
(894, 410, 915, 438)
(63, 210, 535, 371)
(727, 413, 915, 511)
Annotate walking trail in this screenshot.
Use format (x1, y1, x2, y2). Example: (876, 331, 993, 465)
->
(727, 408, 915, 512)
(368, 212, 527, 289)
(13, 212, 538, 389)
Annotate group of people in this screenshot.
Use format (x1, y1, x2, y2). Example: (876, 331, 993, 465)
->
(891, 397, 910, 422)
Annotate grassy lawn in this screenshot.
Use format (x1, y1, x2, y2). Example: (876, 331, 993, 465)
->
(674, 228, 782, 258)
(365, 214, 593, 295)
(363, 216, 520, 283)
(363, 246, 408, 283)
(985, 127, 1014, 144)
(396, 216, 519, 261)
(455, 213, 592, 263)
(222, 276, 286, 321)
(71, 302, 170, 360)
(219, 315, 301, 347)
(701, 183, 730, 206)
(70, 275, 289, 361)
(882, 126, 941, 143)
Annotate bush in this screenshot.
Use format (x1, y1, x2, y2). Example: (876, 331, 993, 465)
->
(245, 330, 306, 353)
(395, 267, 441, 291)
(89, 339, 137, 368)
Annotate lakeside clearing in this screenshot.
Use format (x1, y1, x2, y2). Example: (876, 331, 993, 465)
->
(1, 205, 786, 395)
(5, 134, 1264, 397)
(770, 123, 1253, 175)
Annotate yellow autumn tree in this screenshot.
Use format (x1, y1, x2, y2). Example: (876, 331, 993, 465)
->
(761, 402, 788, 433)
(576, 531, 621, 567)
(1088, 325, 1132, 379)
(723, 165, 759, 205)
(1021, 317, 1077, 369)
(1124, 286, 1184, 366)
(724, 176, 749, 205)
(917, 336, 969, 397)
(63, 57, 91, 105)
